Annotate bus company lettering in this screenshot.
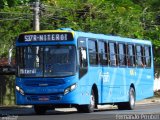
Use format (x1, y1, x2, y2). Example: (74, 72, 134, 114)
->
(99, 72, 110, 83)
(24, 34, 68, 42)
(20, 69, 36, 74)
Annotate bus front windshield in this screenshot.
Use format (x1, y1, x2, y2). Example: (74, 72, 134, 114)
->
(17, 45, 77, 77)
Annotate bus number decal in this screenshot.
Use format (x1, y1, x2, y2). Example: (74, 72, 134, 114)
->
(130, 69, 136, 76)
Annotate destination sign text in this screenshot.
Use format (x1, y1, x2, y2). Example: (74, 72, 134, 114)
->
(18, 32, 73, 42)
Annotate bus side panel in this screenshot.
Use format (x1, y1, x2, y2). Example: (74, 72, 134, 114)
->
(135, 68, 154, 101)
(100, 67, 154, 104)
(100, 67, 129, 103)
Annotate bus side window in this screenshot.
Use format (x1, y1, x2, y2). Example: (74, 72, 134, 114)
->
(118, 43, 127, 66)
(141, 46, 146, 67)
(144, 46, 151, 68)
(79, 47, 87, 67)
(88, 39, 98, 65)
(109, 42, 117, 66)
(78, 37, 88, 78)
(127, 44, 136, 67)
(98, 40, 108, 66)
(136, 45, 144, 67)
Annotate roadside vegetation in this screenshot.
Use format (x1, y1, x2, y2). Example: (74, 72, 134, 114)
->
(154, 91, 160, 97)
(0, 0, 159, 64)
(0, 0, 159, 105)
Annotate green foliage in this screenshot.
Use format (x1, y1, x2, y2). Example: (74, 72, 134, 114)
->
(0, 0, 160, 62)
(0, 75, 15, 105)
(42, 0, 160, 65)
(0, 4, 32, 56)
(0, 0, 160, 106)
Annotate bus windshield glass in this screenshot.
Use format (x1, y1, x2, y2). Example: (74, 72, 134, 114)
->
(17, 45, 77, 77)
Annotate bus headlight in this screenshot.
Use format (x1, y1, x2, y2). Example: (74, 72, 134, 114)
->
(16, 86, 25, 95)
(64, 83, 77, 95)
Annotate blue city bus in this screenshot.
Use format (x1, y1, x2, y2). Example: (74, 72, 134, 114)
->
(15, 28, 154, 114)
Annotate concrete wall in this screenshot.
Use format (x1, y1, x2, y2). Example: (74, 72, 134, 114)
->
(154, 77, 160, 91)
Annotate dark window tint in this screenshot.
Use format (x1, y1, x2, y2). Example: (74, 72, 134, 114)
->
(118, 43, 126, 66)
(16, 46, 76, 77)
(78, 38, 88, 68)
(98, 41, 108, 65)
(127, 44, 135, 67)
(88, 40, 98, 65)
(144, 46, 151, 67)
(109, 42, 117, 66)
(78, 37, 88, 78)
(43, 46, 76, 77)
(136, 45, 143, 67)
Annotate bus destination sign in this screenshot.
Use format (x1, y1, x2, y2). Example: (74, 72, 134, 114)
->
(18, 32, 73, 42)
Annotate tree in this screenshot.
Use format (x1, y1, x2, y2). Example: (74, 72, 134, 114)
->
(0, 5, 32, 56)
(0, 0, 159, 62)
(0, 0, 160, 105)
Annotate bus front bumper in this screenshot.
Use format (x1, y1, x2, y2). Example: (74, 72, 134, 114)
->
(16, 86, 91, 106)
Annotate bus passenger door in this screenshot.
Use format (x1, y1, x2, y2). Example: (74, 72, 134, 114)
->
(78, 38, 88, 79)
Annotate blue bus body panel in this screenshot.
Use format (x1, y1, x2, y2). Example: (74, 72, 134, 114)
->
(16, 75, 93, 105)
(16, 75, 83, 105)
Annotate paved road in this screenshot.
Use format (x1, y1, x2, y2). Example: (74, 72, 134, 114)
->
(1, 103, 160, 120)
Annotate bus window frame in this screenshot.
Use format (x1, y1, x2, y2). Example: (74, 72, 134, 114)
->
(88, 39, 99, 66)
(16, 45, 77, 78)
(127, 43, 136, 68)
(117, 42, 127, 67)
(98, 40, 108, 66)
(78, 37, 88, 78)
(144, 45, 151, 68)
(135, 44, 144, 68)
(108, 41, 118, 67)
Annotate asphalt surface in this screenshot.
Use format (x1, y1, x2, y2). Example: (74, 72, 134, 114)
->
(0, 98, 160, 120)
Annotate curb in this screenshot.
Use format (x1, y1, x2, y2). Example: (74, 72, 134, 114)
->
(136, 97, 160, 105)
(0, 105, 32, 110)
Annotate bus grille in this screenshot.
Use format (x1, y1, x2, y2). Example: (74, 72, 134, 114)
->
(27, 95, 62, 101)
(24, 80, 65, 87)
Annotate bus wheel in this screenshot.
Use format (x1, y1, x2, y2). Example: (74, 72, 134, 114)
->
(77, 90, 95, 113)
(118, 87, 135, 110)
(128, 87, 136, 110)
(34, 105, 47, 115)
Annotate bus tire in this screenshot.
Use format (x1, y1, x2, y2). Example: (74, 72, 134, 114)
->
(77, 90, 95, 113)
(118, 87, 135, 110)
(34, 105, 47, 115)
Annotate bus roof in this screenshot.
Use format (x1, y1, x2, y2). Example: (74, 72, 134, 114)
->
(20, 28, 151, 45)
(74, 31, 151, 45)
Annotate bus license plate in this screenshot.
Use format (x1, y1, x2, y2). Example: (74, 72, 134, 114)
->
(39, 97, 49, 101)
